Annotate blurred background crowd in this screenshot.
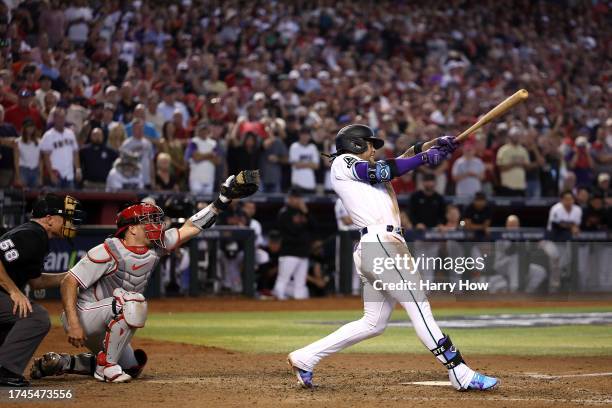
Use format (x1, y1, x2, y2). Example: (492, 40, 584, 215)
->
(0, 0, 610, 297)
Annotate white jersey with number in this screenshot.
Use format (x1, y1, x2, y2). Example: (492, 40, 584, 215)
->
(330, 154, 400, 229)
(69, 228, 181, 305)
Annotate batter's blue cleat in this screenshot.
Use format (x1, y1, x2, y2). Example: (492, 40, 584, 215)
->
(287, 355, 313, 389)
(466, 372, 499, 391)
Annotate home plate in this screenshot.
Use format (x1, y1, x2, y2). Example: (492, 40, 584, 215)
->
(401, 381, 451, 386)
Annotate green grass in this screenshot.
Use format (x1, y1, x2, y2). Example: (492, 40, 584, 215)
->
(128, 306, 612, 356)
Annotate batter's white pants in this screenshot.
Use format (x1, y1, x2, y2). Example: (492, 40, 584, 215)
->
(60, 298, 139, 369)
(273, 256, 309, 300)
(290, 231, 474, 388)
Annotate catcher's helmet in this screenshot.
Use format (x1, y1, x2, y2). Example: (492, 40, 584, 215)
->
(335, 124, 384, 154)
(32, 194, 85, 239)
(115, 203, 165, 248)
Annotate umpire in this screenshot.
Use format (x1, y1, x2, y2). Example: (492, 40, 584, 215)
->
(0, 194, 84, 387)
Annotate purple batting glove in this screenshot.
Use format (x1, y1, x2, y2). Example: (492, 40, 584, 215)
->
(436, 135, 459, 153)
(424, 146, 449, 167)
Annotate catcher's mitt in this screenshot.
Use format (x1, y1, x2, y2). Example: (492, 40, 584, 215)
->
(220, 170, 260, 199)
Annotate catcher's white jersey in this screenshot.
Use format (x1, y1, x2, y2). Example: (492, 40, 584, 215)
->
(69, 228, 181, 304)
(330, 153, 401, 228)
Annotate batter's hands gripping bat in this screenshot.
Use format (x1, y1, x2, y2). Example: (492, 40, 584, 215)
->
(454, 89, 529, 143)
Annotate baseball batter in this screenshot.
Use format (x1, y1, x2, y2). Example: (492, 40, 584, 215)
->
(288, 124, 498, 391)
(30, 171, 259, 383)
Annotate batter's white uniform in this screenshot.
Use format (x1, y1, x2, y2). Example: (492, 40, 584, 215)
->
(289, 154, 475, 389)
(62, 229, 181, 369)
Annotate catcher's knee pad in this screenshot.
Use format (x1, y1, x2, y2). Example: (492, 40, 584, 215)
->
(112, 288, 148, 328)
(430, 334, 465, 370)
(124, 349, 148, 378)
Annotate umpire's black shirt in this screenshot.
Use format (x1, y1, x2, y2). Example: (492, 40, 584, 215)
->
(0, 221, 49, 292)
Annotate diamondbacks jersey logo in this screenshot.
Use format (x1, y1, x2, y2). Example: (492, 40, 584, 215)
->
(344, 156, 357, 168)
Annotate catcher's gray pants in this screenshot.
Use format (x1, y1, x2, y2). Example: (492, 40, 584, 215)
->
(60, 297, 138, 369)
(0, 290, 51, 375)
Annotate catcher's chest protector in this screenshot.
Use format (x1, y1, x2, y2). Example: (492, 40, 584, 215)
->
(97, 238, 160, 297)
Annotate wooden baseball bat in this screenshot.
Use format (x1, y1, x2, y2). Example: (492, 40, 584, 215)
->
(455, 89, 529, 143)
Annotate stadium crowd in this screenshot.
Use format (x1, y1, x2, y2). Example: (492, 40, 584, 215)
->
(0, 0, 609, 197)
(0, 0, 610, 297)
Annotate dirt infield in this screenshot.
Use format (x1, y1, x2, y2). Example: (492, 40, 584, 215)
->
(20, 328, 612, 408)
(15, 297, 612, 407)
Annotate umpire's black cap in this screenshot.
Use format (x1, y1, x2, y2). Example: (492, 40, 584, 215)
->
(32, 194, 84, 222)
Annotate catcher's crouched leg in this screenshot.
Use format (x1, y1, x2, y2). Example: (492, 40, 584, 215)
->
(95, 289, 148, 383)
(31, 352, 95, 379)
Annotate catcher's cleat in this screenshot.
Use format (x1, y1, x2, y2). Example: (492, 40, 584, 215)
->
(94, 352, 131, 383)
(287, 354, 313, 389)
(30, 352, 69, 379)
(463, 372, 499, 391)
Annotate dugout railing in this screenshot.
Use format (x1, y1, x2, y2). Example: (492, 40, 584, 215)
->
(19, 224, 612, 300)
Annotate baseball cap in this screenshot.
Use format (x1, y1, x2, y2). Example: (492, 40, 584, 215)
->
(575, 136, 589, 147)
(508, 126, 522, 137)
(18, 89, 33, 98)
(268, 230, 281, 242)
(22, 117, 35, 127)
(253, 92, 265, 101)
(598, 173, 610, 183)
(474, 191, 487, 200)
(288, 187, 302, 197)
(32, 194, 85, 223)
(317, 70, 330, 80)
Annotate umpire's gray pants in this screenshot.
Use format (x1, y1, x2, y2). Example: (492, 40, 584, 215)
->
(0, 290, 51, 375)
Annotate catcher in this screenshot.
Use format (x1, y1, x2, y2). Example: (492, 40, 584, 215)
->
(30, 171, 260, 383)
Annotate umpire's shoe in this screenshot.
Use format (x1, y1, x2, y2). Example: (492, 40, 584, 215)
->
(0, 366, 30, 387)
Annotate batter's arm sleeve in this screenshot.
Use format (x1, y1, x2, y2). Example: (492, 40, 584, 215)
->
(352, 156, 429, 184)
(68, 244, 116, 289)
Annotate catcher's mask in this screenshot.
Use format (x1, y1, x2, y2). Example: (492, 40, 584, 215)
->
(115, 203, 165, 248)
(32, 194, 85, 239)
(335, 124, 384, 154)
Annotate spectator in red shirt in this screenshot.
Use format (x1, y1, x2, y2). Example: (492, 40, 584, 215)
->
(232, 103, 268, 141)
(4, 89, 43, 131)
(391, 172, 415, 194)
